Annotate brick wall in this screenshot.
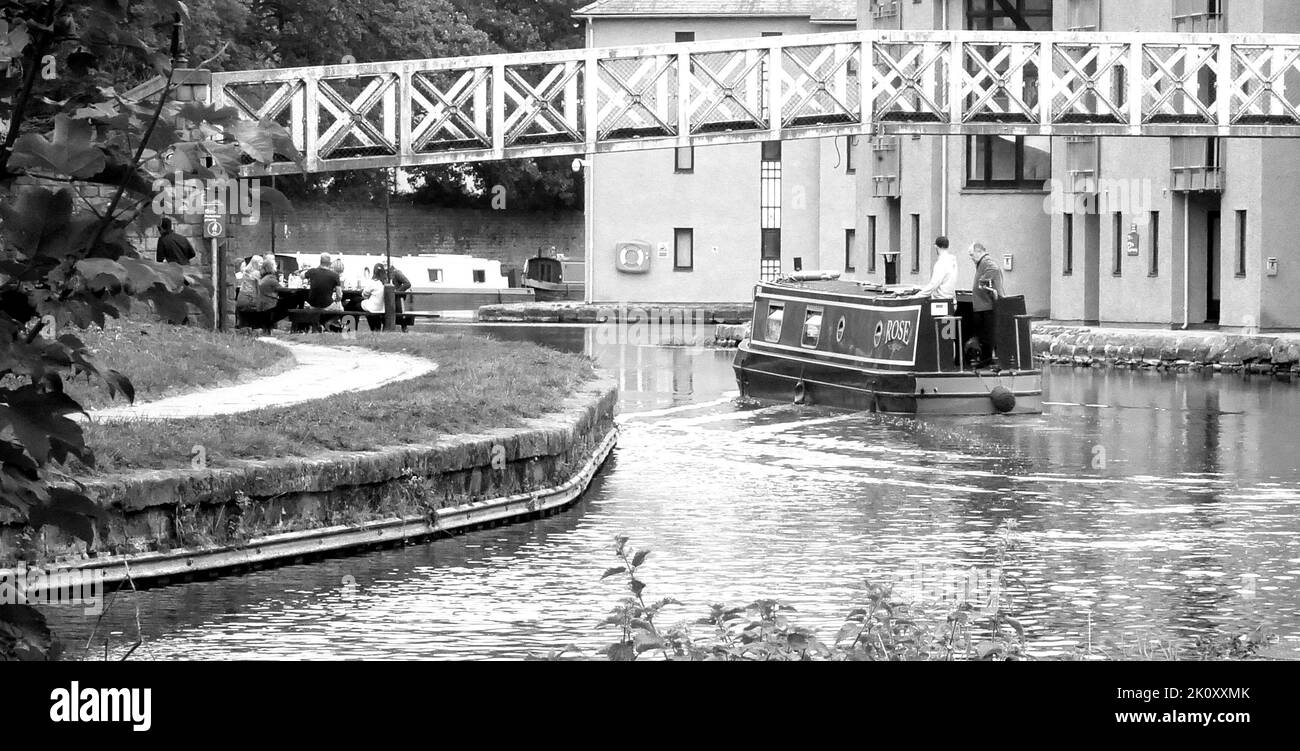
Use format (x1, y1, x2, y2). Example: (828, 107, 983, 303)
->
(230, 200, 585, 273)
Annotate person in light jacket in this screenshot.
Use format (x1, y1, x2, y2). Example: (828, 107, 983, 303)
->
(916, 236, 958, 299)
(969, 242, 1005, 369)
(360, 266, 387, 331)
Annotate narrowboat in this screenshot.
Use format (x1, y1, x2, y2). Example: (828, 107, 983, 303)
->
(285, 252, 535, 310)
(733, 274, 1042, 415)
(523, 253, 585, 301)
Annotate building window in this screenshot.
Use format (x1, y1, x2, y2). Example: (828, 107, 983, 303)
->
(845, 229, 857, 273)
(1063, 213, 1073, 275)
(674, 228, 694, 270)
(802, 306, 824, 349)
(472, 269, 486, 283)
(1148, 211, 1159, 277)
(675, 146, 694, 173)
(1112, 212, 1123, 276)
(867, 216, 877, 273)
(1236, 210, 1247, 277)
(760, 140, 782, 281)
(846, 137, 856, 174)
(966, 0, 1054, 31)
(910, 214, 921, 274)
(765, 303, 784, 342)
(966, 135, 1052, 188)
(428, 269, 443, 282)
(761, 229, 782, 280)
(675, 31, 695, 43)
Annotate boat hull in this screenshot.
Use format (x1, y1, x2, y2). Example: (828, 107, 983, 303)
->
(734, 341, 1042, 415)
(523, 279, 585, 302)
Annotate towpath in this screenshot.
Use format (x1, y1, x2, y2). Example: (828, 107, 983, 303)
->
(85, 338, 437, 422)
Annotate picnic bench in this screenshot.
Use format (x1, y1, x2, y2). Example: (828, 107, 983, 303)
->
(287, 308, 435, 333)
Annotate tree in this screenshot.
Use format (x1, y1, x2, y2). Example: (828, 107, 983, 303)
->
(0, 0, 299, 660)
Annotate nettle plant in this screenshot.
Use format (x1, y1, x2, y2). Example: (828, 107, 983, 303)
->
(0, 0, 298, 659)
(541, 535, 1033, 662)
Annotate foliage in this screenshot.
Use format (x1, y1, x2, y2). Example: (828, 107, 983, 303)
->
(0, 0, 300, 659)
(539, 535, 1034, 662)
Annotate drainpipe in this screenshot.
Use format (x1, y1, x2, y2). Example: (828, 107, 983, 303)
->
(584, 17, 595, 305)
(1181, 194, 1190, 329)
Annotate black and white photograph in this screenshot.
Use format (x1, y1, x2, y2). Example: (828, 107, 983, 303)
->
(0, 0, 1290, 734)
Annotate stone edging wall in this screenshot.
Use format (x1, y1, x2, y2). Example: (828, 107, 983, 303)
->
(1, 379, 618, 571)
(1033, 326, 1300, 374)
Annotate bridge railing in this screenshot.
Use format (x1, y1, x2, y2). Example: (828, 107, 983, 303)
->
(206, 29, 1300, 174)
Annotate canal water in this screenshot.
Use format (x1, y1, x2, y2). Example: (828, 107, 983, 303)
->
(45, 325, 1300, 660)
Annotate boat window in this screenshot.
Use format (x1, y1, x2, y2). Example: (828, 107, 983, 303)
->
(765, 303, 784, 343)
(428, 269, 443, 283)
(835, 316, 847, 343)
(802, 307, 823, 348)
(473, 269, 487, 283)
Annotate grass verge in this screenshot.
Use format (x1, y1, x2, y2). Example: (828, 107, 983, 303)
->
(75, 331, 596, 474)
(63, 317, 293, 410)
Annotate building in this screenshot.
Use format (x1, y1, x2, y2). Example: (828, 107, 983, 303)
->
(576, 0, 859, 304)
(580, 0, 1300, 331)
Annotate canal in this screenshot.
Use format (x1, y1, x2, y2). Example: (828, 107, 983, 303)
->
(45, 325, 1300, 660)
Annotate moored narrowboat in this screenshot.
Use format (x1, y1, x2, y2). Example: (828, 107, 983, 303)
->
(733, 275, 1042, 415)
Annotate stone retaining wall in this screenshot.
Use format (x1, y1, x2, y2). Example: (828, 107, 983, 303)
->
(1, 379, 618, 574)
(1034, 326, 1300, 374)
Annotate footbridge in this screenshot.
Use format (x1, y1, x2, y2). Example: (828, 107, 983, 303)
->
(203, 29, 1300, 175)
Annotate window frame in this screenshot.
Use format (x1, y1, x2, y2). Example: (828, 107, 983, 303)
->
(764, 303, 785, 343)
(1148, 211, 1160, 277)
(674, 227, 694, 271)
(1063, 212, 1074, 276)
(910, 213, 921, 274)
(844, 228, 857, 273)
(965, 134, 1053, 189)
(1236, 209, 1247, 277)
(428, 269, 444, 283)
(867, 215, 877, 273)
(801, 306, 824, 349)
(1112, 211, 1124, 276)
(674, 146, 694, 173)
(846, 136, 856, 174)
(472, 269, 487, 284)
(675, 31, 695, 43)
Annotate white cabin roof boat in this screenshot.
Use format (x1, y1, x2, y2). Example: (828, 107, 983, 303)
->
(734, 272, 1042, 415)
(285, 252, 534, 310)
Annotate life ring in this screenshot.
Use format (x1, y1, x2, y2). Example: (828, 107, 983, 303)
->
(621, 245, 645, 268)
(793, 379, 807, 405)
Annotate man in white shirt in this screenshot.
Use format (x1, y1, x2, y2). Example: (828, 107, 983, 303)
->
(916, 236, 958, 299)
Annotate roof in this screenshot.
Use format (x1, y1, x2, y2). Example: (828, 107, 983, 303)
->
(574, 1, 856, 23)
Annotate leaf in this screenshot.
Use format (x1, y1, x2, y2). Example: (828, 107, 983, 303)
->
(602, 642, 635, 662)
(630, 549, 650, 567)
(0, 384, 89, 465)
(0, 605, 56, 661)
(8, 115, 108, 179)
(600, 566, 626, 580)
(28, 488, 105, 545)
(178, 101, 242, 125)
(628, 578, 646, 597)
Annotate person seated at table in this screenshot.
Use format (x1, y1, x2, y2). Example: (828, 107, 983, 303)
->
(375, 262, 412, 315)
(303, 253, 342, 310)
(256, 256, 293, 332)
(235, 255, 266, 329)
(360, 266, 387, 331)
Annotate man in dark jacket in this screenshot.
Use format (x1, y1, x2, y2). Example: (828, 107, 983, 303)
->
(155, 218, 196, 264)
(303, 253, 342, 309)
(968, 242, 1005, 369)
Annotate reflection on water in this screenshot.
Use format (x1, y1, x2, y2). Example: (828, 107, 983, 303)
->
(44, 324, 1300, 659)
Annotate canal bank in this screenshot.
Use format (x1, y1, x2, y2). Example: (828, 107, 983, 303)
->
(479, 301, 752, 324)
(1, 333, 617, 588)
